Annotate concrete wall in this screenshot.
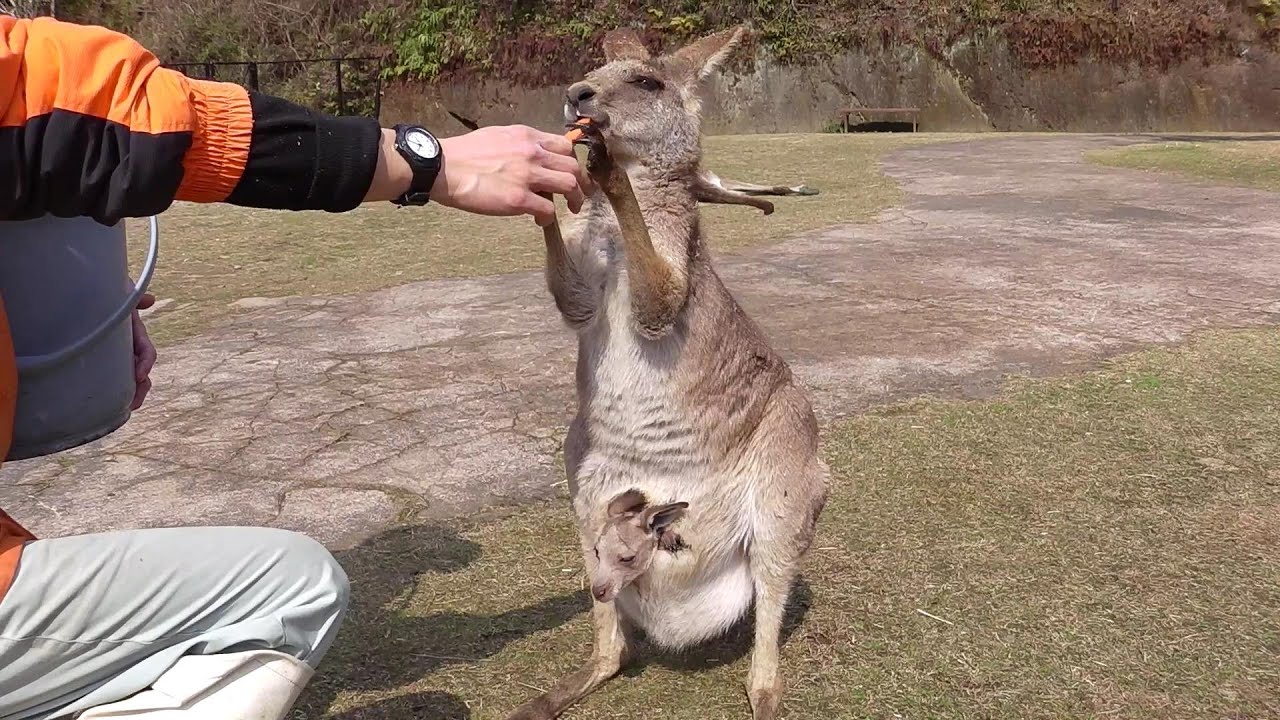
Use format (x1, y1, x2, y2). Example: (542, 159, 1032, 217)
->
(381, 37, 1280, 136)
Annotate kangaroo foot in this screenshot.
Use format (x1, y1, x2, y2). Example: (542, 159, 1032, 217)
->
(747, 677, 784, 720)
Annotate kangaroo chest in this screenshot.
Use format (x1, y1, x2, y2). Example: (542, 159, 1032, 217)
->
(574, 274, 709, 493)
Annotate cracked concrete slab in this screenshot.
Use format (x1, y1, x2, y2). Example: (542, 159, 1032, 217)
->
(3, 134, 1278, 549)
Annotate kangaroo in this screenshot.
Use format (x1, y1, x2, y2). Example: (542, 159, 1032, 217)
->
(505, 26, 829, 720)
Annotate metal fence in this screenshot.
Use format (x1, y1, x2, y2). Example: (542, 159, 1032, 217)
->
(165, 57, 386, 119)
(0, 3, 383, 118)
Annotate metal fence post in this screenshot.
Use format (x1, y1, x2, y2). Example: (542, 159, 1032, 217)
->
(165, 57, 384, 118)
(334, 59, 345, 115)
(373, 58, 384, 121)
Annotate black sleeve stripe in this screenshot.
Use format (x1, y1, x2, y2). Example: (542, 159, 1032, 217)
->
(0, 110, 189, 225)
(226, 92, 381, 213)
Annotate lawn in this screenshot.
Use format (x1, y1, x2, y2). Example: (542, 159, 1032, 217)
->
(298, 329, 1280, 720)
(1088, 139, 1280, 192)
(124, 133, 939, 344)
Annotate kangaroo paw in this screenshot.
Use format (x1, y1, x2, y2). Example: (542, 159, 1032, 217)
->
(747, 679, 784, 720)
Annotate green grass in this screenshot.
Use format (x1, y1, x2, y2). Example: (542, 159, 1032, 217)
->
(299, 329, 1280, 720)
(1088, 139, 1280, 192)
(123, 133, 940, 344)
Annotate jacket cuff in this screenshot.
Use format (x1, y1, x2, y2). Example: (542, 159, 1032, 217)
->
(175, 77, 253, 203)
(225, 91, 381, 212)
(312, 113, 382, 212)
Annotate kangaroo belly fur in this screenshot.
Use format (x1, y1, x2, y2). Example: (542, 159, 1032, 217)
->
(569, 236, 799, 649)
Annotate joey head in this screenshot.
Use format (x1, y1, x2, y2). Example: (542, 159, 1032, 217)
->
(590, 489, 688, 603)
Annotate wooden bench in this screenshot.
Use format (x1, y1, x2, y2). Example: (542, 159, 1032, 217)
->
(836, 107, 921, 132)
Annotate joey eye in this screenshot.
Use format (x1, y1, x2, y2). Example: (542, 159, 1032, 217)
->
(619, 554, 637, 564)
(629, 76, 662, 92)
(594, 547, 600, 559)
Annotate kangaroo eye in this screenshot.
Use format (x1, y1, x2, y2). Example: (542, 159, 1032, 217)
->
(594, 547, 600, 559)
(630, 76, 662, 92)
(619, 554, 636, 564)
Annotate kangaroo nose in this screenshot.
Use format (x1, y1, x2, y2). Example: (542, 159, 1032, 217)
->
(592, 584, 610, 601)
(567, 82, 596, 107)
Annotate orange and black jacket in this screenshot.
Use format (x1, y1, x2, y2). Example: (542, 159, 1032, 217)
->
(0, 15, 384, 601)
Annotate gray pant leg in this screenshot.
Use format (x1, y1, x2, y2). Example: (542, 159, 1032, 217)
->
(0, 526, 350, 720)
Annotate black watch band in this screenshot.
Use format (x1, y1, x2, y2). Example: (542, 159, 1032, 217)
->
(391, 124, 443, 207)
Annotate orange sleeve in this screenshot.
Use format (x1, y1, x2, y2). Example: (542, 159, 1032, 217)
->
(0, 16, 252, 222)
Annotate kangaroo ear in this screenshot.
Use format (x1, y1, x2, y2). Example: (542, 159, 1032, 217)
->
(645, 502, 689, 534)
(672, 26, 746, 82)
(607, 489, 649, 519)
(603, 28, 652, 62)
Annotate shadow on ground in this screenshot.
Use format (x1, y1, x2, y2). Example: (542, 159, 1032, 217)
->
(299, 523, 815, 718)
(295, 523, 587, 719)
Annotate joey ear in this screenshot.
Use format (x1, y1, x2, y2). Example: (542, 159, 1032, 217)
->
(645, 502, 689, 534)
(672, 25, 746, 82)
(607, 489, 649, 519)
(603, 28, 652, 62)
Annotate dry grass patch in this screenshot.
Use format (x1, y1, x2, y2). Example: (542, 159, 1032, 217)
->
(124, 133, 943, 344)
(298, 329, 1280, 720)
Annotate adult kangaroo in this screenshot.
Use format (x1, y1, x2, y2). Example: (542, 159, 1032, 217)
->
(508, 26, 829, 720)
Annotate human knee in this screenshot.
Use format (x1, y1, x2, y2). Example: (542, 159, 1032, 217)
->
(275, 529, 350, 609)
(257, 529, 350, 663)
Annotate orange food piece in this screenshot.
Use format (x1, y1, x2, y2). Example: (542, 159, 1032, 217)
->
(565, 117, 593, 143)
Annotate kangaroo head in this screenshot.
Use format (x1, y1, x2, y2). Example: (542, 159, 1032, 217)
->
(564, 26, 746, 172)
(589, 489, 689, 603)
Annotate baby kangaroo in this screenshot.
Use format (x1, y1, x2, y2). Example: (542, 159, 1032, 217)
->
(508, 26, 829, 720)
(589, 489, 690, 603)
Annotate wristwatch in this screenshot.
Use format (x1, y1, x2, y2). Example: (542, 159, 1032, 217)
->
(391, 124, 443, 207)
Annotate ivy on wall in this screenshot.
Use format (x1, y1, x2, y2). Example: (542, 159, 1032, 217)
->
(62, 0, 1259, 86)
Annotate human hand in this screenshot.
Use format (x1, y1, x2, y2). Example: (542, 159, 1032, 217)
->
(432, 125, 590, 226)
(130, 293, 157, 411)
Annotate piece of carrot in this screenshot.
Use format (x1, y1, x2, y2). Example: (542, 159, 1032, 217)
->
(565, 117, 593, 143)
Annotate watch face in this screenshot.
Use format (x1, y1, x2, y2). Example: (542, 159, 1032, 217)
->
(405, 128, 439, 159)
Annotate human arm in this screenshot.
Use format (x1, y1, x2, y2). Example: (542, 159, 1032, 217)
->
(0, 16, 584, 225)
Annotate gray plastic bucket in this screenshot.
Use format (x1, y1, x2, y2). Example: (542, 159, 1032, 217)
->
(0, 214, 159, 461)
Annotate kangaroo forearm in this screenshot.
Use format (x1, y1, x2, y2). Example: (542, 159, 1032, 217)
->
(599, 169, 687, 338)
(542, 221, 596, 327)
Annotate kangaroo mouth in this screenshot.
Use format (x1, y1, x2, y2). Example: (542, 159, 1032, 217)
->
(577, 113, 609, 133)
(563, 103, 609, 130)
(565, 116, 609, 151)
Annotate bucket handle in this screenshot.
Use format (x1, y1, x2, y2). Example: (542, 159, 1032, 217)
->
(16, 216, 160, 373)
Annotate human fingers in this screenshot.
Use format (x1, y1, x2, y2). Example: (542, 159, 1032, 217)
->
(131, 377, 152, 411)
(537, 151, 589, 213)
(132, 312, 156, 383)
(534, 130, 576, 158)
(530, 167, 585, 214)
(522, 191, 558, 227)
